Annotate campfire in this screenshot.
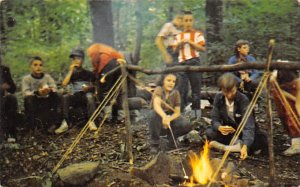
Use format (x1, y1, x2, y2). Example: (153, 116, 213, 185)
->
(131, 140, 257, 187)
(187, 141, 213, 185)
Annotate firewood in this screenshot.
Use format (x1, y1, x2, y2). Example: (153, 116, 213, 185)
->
(130, 152, 171, 185)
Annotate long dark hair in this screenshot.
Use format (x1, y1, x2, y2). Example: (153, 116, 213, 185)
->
(156, 73, 178, 87)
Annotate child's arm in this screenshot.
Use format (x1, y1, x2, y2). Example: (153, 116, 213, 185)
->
(187, 39, 206, 52)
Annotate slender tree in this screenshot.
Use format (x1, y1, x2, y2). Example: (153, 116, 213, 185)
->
(88, 0, 114, 46)
(205, 0, 223, 43)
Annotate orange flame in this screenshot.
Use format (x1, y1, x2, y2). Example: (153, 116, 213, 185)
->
(189, 141, 213, 185)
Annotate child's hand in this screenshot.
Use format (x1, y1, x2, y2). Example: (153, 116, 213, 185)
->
(218, 125, 235, 135)
(162, 116, 171, 129)
(70, 60, 81, 71)
(240, 145, 248, 160)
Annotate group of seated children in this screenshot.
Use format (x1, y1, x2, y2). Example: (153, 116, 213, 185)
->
(0, 43, 126, 146)
(1, 39, 299, 160)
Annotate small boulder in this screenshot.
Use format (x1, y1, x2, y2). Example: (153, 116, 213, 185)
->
(57, 161, 100, 185)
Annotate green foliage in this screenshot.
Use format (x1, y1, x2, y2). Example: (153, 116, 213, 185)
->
(2, 0, 300, 81)
(221, 0, 300, 62)
(3, 0, 91, 79)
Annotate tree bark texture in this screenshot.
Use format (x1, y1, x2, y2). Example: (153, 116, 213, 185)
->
(205, 0, 223, 43)
(89, 0, 114, 46)
(126, 61, 300, 75)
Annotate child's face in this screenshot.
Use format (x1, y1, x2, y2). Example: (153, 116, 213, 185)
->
(71, 56, 83, 67)
(163, 74, 176, 92)
(222, 86, 237, 102)
(238, 44, 250, 56)
(173, 16, 183, 28)
(182, 14, 194, 31)
(30, 60, 43, 75)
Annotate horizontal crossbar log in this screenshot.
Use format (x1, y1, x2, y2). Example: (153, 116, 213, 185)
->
(126, 61, 300, 74)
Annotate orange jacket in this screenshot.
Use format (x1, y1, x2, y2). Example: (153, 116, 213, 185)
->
(87, 43, 124, 74)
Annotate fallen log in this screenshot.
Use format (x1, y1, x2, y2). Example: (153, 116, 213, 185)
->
(126, 61, 300, 74)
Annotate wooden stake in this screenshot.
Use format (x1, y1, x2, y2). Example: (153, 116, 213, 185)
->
(120, 63, 134, 164)
(266, 84, 276, 186)
(266, 39, 276, 186)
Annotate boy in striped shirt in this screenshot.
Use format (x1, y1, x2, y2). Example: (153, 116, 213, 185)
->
(174, 11, 206, 118)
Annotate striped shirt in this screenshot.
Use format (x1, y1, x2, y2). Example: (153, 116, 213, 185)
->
(175, 30, 205, 63)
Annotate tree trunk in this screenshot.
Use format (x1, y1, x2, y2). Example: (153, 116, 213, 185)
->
(89, 0, 114, 47)
(132, 1, 143, 65)
(0, 0, 14, 56)
(205, 0, 223, 65)
(205, 0, 223, 43)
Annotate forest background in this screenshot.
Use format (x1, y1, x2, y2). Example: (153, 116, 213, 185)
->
(0, 0, 300, 82)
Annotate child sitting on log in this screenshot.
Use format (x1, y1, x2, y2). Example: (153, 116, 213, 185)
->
(149, 73, 192, 154)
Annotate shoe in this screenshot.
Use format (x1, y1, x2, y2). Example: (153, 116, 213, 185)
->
(150, 146, 159, 154)
(7, 134, 16, 143)
(283, 138, 300, 156)
(224, 142, 241, 152)
(7, 137, 16, 143)
(209, 141, 226, 151)
(47, 124, 57, 133)
(55, 120, 68, 134)
(88, 121, 97, 131)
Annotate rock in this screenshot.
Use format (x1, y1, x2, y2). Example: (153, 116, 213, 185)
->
(57, 161, 100, 185)
(186, 130, 204, 144)
(130, 152, 171, 185)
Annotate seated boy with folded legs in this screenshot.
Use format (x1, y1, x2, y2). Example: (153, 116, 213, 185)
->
(206, 73, 267, 160)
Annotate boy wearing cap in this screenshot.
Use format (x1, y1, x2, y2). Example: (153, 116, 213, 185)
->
(55, 48, 97, 134)
(22, 56, 60, 131)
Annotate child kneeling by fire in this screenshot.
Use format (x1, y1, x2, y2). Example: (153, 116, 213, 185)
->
(206, 73, 267, 160)
(148, 73, 193, 154)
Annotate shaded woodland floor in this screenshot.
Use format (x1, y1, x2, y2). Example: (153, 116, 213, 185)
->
(0, 104, 300, 187)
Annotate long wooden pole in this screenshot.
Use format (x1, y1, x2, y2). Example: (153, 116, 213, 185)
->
(120, 63, 133, 164)
(266, 39, 276, 186)
(125, 61, 300, 75)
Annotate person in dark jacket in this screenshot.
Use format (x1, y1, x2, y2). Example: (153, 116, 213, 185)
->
(0, 58, 18, 143)
(55, 48, 97, 134)
(206, 73, 266, 160)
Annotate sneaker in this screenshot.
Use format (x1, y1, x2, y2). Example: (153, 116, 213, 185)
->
(7, 137, 16, 143)
(47, 124, 57, 133)
(88, 121, 97, 131)
(150, 146, 159, 154)
(224, 142, 241, 152)
(283, 146, 300, 156)
(209, 141, 226, 151)
(55, 120, 68, 134)
(283, 138, 300, 156)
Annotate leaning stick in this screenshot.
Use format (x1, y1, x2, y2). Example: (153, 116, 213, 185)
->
(266, 39, 276, 186)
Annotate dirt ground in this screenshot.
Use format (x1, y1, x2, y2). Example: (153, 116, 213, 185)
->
(1, 104, 300, 187)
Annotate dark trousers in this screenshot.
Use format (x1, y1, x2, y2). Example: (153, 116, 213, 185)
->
(97, 59, 122, 121)
(176, 58, 202, 110)
(24, 92, 60, 129)
(62, 92, 95, 123)
(0, 94, 18, 140)
(149, 111, 192, 146)
(239, 81, 258, 101)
